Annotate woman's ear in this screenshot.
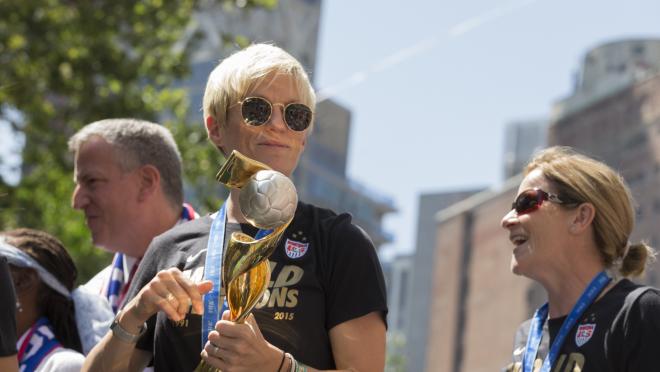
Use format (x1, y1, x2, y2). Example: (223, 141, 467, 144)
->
(206, 116, 228, 156)
(569, 202, 596, 234)
(206, 116, 222, 144)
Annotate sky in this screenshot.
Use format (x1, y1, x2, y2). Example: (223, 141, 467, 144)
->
(314, 0, 660, 258)
(2, 0, 660, 258)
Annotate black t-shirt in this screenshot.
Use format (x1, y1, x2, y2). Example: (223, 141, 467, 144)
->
(0, 257, 18, 356)
(125, 201, 388, 371)
(503, 279, 660, 372)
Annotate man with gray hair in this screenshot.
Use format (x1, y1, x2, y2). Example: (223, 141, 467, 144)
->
(69, 118, 196, 313)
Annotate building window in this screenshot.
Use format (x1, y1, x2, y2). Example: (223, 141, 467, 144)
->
(626, 171, 645, 186)
(637, 205, 644, 222)
(397, 271, 409, 330)
(625, 132, 647, 150)
(632, 44, 645, 56)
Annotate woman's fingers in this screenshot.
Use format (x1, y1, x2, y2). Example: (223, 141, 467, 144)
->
(137, 268, 213, 321)
(159, 269, 195, 315)
(201, 339, 229, 369)
(139, 280, 181, 321)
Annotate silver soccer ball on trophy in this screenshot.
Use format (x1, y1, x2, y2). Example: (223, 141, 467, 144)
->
(239, 170, 298, 229)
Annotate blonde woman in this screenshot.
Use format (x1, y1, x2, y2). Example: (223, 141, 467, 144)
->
(501, 146, 660, 372)
(83, 43, 387, 372)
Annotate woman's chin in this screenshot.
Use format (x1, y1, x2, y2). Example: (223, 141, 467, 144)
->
(510, 256, 526, 276)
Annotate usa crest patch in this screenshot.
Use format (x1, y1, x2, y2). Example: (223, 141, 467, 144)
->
(285, 239, 309, 259)
(575, 324, 596, 347)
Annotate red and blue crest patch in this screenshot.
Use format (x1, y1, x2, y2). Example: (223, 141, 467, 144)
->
(285, 238, 309, 259)
(575, 324, 596, 347)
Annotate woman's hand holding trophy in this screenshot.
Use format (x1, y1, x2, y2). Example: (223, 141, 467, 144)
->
(196, 150, 297, 372)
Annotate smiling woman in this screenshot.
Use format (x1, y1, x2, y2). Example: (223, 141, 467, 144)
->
(501, 146, 660, 372)
(209, 73, 310, 177)
(82, 43, 388, 372)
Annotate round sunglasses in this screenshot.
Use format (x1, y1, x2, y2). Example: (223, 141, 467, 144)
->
(239, 96, 313, 132)
(511, 188, 568, 215)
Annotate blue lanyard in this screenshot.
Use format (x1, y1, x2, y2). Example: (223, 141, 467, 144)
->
(201, 203, 272, 347)
(522, 271, 611, 372)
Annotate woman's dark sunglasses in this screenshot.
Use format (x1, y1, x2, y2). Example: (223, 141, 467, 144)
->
(240, 96, 313, 132)
(511, 188, 567, 215)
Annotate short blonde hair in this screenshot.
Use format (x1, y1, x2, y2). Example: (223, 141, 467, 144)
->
(202, 43, 316, 129)
(525, 146, 655, 277)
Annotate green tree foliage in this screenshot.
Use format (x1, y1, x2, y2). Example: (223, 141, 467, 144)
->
(0, 0, 274, 282)
(385, 333, 407, 372)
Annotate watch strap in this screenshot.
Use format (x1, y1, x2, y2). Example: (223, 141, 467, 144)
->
(110, 311, 147, 344)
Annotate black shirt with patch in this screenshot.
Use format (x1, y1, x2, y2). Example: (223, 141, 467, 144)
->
(125, 201, 388, 371)
(504, 279, 660, 372)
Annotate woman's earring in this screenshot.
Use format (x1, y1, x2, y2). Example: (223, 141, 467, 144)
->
(16, 300, 23, 313)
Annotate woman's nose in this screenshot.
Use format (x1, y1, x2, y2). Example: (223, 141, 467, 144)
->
(268, 104, 288, 131)
(500, 208, 518, 229)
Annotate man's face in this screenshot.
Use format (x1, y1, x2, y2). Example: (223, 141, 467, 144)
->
(72, 136, 142, 253)
(209, 73, 309, 176)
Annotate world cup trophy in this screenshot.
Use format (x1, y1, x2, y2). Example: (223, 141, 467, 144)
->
(195, 150, 297, 372)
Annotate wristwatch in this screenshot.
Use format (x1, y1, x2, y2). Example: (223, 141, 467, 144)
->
(110, 311, 147, 344)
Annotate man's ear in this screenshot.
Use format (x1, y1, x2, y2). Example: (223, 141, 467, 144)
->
(137, 165, 160, 202)
(569, 202, 596, 234)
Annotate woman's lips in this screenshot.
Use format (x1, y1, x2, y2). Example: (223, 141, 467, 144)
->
(509, 233, 528, 247)
(259, 141, 289, 148)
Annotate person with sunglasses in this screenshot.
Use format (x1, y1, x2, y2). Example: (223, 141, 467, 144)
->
(501, 146, 660, 372)
(82, 43, 387, 372)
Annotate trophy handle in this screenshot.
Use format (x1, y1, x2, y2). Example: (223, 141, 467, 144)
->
(227, 259, 270, 323)
(222, 223, 288, 289)
(215, 150, 271, 188)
